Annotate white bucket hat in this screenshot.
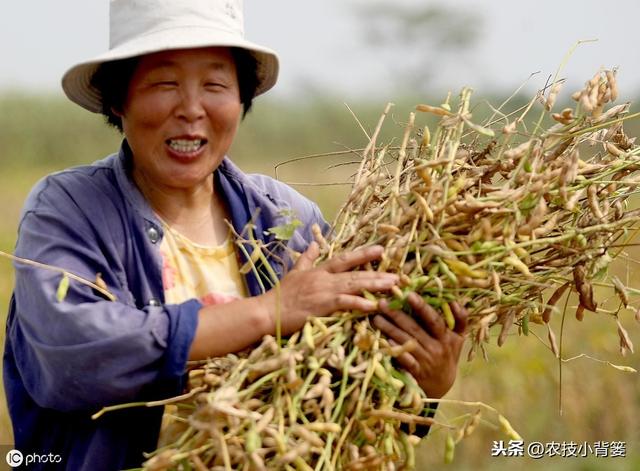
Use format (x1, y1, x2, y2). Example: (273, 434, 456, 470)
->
(62, 0, 279, 113)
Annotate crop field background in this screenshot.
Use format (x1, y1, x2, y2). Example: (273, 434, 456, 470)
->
(1, 91, 639, 470)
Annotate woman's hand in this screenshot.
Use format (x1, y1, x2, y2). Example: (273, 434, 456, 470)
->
(190, 242, 396, 360)
(262, 242, 398, 336)
(373, 292, 468, 399)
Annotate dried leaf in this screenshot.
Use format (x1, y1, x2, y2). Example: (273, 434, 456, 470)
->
(547, 324, 559, 358)
(617, 319, 634, 355)
(498, 312, 514, 347)
(611, 276, 629, 308)
(542, 282, 570, 323)
(573, 264, 597, 312)
(608, 363, 637, 373)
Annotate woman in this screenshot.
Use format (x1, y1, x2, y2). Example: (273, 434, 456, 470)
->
(3, 1, 467, 469)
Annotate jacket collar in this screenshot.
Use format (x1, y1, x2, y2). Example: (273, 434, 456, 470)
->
(110, 140, 290, 295)
(112, 141, 160, 226)
(215, 158, 291, 293)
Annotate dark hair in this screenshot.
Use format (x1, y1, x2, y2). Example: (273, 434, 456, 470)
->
(231, 48, 259, 117)
(90, 47, 259, 132)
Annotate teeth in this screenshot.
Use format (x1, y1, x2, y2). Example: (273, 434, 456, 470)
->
(168, 139, 202, 153)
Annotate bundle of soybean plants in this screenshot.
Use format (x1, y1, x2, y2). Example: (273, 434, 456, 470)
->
(140, 70, 640, 470)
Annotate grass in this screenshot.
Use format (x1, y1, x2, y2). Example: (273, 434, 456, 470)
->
(0, 93, 639, 469)
(0, 165, 67, 444)
(418, 319, 640, 469)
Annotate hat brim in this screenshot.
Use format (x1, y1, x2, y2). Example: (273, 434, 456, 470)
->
(62, 27, 279, 113)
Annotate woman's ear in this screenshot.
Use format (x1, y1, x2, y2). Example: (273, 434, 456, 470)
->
(111, 106, 123, 118)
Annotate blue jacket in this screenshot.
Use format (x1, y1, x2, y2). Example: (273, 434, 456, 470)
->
(3, 142, 328, 470)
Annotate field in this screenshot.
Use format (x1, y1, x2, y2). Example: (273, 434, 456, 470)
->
(1, 92, 639, 469)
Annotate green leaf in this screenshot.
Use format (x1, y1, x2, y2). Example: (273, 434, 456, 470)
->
(266, 210, 303, 241)
(56, 274, 70, 302)
(521, 312, 529, 336)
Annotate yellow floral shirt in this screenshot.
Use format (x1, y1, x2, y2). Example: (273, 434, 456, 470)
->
(157, 221, 247, 447)
(158, 222, 248, 306)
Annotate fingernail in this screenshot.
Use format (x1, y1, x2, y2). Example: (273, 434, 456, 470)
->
(368, 245, 384, 255)
(363, 300, 378, 311)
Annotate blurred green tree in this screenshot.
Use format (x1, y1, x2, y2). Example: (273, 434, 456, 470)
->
(354, 1, 483, 93)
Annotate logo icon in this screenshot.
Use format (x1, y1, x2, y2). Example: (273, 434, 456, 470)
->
(6, 449, 23, 467)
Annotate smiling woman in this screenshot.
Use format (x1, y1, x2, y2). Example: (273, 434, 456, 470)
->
(117, 48, 245, 246)
(2, 1, 467, 470)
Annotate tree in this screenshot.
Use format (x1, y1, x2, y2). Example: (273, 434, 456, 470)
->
(354, 1, 483, 93)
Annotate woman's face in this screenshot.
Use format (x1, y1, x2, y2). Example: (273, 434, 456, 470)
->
(119, 47, 242, 191)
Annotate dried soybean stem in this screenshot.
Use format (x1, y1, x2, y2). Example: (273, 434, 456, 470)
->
(0, 250, 117, 302)
(92, 386, 207, 420)
(355, 102, 394, 186)
(557, 287, 572, 416)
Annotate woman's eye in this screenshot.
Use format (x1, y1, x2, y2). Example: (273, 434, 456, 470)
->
(152, 80, 177, 87)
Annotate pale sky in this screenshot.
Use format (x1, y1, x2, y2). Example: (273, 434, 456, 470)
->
(1, 1, 639, 101)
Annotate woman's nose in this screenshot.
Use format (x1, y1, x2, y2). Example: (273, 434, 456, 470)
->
(175, 86, 206, 122)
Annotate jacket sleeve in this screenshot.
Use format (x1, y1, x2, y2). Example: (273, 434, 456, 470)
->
(10, 180, 199, 413)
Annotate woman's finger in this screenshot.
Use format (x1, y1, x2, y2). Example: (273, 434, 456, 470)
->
(329, 293, 378, 313)
(292, 241, 320, 271)
(372, 314, 415, 347)
(449, 301, 468, 335)
(380, 296, 444, 343)
(323, 245, 384, 273)
(394, 351, 422, 379)
(387, 338, 425, 377)
(406, 292, 447, 340)
(373, 307, 434, 356)
(332, 271, 398, 294)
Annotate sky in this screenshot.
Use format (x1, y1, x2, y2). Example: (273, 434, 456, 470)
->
(1, 0, 639, 102)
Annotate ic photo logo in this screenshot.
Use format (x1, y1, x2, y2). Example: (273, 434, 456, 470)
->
(6, 449, 23, 467)
(4, 449, 62, 468)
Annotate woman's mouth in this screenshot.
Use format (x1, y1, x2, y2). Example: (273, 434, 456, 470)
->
(166, 138, 206, 154)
